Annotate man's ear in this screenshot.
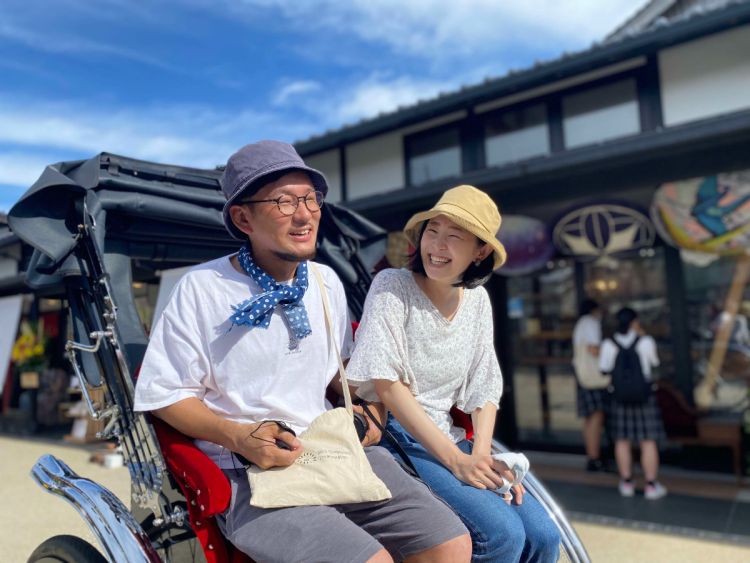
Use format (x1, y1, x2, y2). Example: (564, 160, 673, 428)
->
(229, 204, 254, 236)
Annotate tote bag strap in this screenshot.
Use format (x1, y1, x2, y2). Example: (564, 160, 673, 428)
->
(310, 263, 353, 415)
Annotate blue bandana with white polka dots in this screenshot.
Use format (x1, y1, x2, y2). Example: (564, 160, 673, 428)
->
(230, 244, 312, 347)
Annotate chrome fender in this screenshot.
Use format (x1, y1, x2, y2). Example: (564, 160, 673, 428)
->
(30, 454, 161, 563)
(492, 440, 591, 563)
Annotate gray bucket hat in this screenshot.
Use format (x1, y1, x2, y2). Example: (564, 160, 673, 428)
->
(221, 140, 329, 240)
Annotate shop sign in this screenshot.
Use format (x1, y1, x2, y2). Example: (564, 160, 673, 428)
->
(552, 201, 655, 258)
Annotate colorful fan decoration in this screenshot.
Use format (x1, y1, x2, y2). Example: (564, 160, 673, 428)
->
(651, 171, 750, 255)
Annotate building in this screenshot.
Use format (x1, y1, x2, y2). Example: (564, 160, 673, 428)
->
(295, 0, 750, 470)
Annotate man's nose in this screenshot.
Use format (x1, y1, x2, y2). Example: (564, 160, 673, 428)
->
(292, 197, 313, 221)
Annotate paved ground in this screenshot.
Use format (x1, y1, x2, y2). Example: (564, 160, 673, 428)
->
(2, 434, 750, 563)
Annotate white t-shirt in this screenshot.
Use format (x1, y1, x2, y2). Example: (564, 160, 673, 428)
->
(133, 255, 353, 468)
(346, 268, 503, 443)
(573, 315, 601, 351)
(572, 314, 609, 389)
(599, 330, 659, 380)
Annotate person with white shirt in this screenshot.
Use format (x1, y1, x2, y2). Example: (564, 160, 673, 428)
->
(571, 299, 609, 472)
(133, 140, 471, 563)
(599, 307, 667, 500)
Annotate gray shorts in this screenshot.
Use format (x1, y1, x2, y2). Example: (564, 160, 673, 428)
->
(217, 446, 468, 563)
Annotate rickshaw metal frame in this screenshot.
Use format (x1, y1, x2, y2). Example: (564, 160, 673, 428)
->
(10, 152, 590, 563)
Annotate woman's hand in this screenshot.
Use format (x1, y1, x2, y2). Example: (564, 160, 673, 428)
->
(449, 451, 508, 490)
(491, 459, 526, 505)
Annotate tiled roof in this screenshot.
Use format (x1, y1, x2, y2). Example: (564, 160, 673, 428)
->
(607, 0, 744, 42)
(295, 0, 750, 155)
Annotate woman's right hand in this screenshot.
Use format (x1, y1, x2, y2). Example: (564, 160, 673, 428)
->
(449, 451, 509, 490)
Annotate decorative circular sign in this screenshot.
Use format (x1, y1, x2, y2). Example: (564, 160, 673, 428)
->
(552, 202, 655, 258)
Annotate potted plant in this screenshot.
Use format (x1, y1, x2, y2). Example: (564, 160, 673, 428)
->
(11, 320, 47, 389)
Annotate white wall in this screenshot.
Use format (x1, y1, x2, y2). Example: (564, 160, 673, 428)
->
(346, 131, 404, 199)
(660, 25, 750, 126)
(304, 149, 342, 203)
(0, 295, 23, 391)
(0, 258, 18, 277)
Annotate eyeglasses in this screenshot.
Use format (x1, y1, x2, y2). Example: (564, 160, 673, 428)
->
(239, 190, 325, 216)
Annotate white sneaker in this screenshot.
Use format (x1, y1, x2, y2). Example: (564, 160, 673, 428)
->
(645, 482, 668, 500)
(618, 480, 635, 497)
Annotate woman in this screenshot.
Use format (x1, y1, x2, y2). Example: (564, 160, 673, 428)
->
(347, 185, 560, 562)
(600, 307, 667, 500)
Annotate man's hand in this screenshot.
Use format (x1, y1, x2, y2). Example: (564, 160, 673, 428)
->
(233, 421, 303, 469)
(354, 402, 385, 447)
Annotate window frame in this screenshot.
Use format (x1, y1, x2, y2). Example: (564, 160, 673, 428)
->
(400, 62, 660, 187)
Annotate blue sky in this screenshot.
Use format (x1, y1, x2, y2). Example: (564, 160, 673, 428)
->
(0, 0, 646, 211)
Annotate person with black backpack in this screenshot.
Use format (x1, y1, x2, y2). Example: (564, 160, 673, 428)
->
(600, 307, 667, 500)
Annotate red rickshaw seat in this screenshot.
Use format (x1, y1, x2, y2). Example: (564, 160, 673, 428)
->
(151, 417, 252, 563)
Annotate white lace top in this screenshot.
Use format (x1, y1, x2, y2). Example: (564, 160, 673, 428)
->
(347, 268, 503, 443)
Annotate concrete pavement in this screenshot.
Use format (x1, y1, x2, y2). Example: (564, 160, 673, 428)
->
(2, 434, 749, 562)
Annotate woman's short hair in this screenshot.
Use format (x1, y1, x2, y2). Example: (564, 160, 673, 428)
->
(615, 307, 638, 334)
(579, 299, 600, 318)
(407, 222, 494, 289)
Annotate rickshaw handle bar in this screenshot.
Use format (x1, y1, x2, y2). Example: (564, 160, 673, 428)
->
(30, 454, 162, 563)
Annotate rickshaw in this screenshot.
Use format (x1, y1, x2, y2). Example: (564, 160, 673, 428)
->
(8, 153, 590, 563)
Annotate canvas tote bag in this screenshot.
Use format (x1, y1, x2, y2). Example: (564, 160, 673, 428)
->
(246, 263, 392, 508)
(573, 344, 610, 390)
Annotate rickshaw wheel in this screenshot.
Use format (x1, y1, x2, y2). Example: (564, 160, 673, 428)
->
(27, 535, 106, 563)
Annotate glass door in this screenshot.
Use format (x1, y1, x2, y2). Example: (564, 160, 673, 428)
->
(507, 249, 669, 447)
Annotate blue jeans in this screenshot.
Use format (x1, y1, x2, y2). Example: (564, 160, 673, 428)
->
(382, 417, 560, 563)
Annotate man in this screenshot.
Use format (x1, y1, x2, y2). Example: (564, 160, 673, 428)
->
(572, 299, 609, 472)
(134, 140, 470, 563)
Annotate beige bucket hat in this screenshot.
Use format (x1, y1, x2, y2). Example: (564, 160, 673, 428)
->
(403, 185, 507, 269)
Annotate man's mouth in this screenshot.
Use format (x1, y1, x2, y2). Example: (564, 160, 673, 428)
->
(289, 228, 312, 239)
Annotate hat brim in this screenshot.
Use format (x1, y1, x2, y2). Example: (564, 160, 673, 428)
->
(404, 209, 507, 270)
(222, 164, 328, 240)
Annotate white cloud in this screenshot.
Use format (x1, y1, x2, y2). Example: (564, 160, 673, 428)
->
(234, 0, 647, 55)
(0, 97, 322, 170)
(0, 21, 176, 71)
(0, 153, 58, 187)
(273, 80, 322, 106)
(0, 96, 330, 211)
(332, 74, 453, 123)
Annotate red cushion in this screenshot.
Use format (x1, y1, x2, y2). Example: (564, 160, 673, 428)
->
(152, 417, 231, 517)
(450, 407, 474, 440)
(152, 417, 256, 563)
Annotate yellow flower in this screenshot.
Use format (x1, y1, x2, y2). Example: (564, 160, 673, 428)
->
(12, 320, 47, 371)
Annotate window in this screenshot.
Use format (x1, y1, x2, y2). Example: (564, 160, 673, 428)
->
(562, 78, 640, 149)
(407, 127, 461, 186)
(485, 104, 549, 167)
